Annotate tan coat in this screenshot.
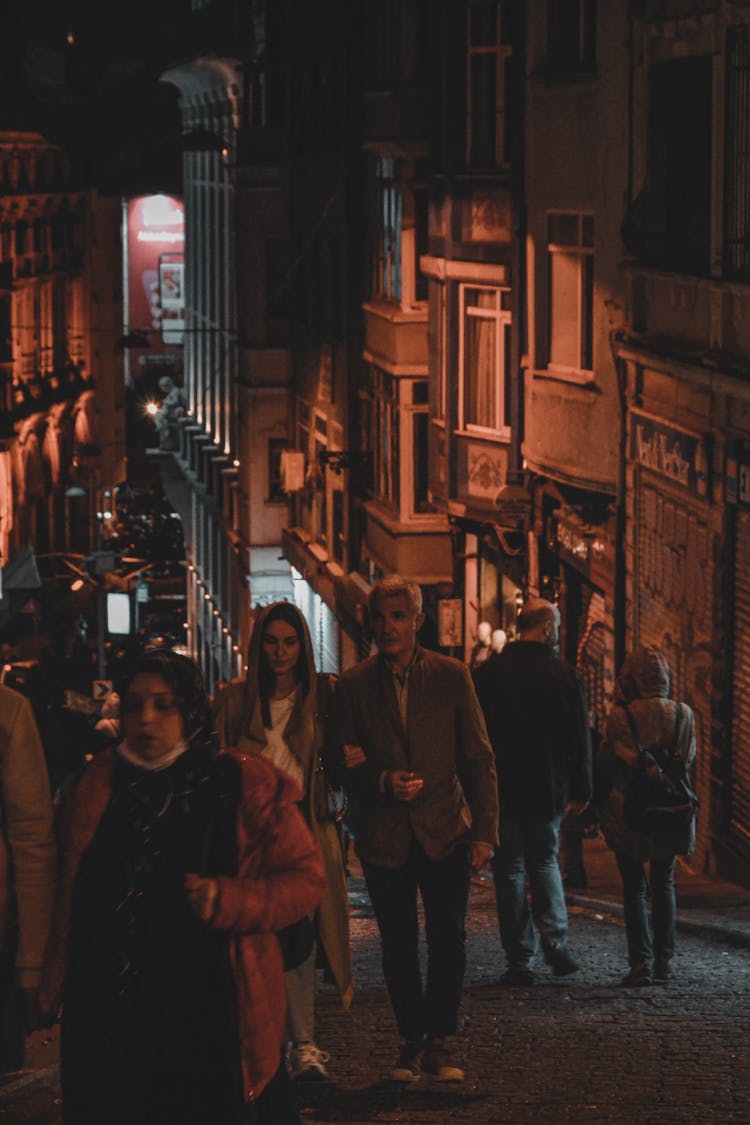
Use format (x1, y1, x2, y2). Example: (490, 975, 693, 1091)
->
(214, 604, 353, 1009)
(0, 684, 56, 988)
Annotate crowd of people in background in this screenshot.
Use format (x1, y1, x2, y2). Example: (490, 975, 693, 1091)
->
(0, 573, 698, 1122)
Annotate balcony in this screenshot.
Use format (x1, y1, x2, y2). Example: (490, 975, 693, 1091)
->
(626, 265, 750, 369)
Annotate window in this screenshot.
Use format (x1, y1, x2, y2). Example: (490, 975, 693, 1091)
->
(547, 0, 596, 71)
(431, 281, 447, 423)
(725, 26, 750, 280)
(467, 1, 513, 169)
(370, 157, 402, 302)
(365, 0, 426, 89)
(459, 285, 511, 434)
(547, 214, 594, 373)
(631, 56, 712, 275)
(360, 367, 398, 509)
(404, 380, 433, 517)
(361, 369, 435, 519)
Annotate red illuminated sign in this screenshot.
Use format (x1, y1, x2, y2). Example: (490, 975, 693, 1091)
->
(126, 195, 185, 352)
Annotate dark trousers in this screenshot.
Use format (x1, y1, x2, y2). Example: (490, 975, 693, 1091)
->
(362, 840, 471, 1042)
(616, 853, 676, 967)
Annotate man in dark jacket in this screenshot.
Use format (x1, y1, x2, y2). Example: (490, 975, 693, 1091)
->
(474, 598, 592, 984)
(328, 575, 498, 1084)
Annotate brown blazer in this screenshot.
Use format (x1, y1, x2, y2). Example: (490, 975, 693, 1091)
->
(327, 646, 498, 867)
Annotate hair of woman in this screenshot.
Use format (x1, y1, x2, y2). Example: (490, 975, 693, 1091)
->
(118, 648, 216, 750)
(257, 602, 311, 728)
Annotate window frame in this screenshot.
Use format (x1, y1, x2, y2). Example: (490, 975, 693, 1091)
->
(545, 212, 595, 380)
(546, 0, 596, 74)
(457, 283, 512, 439)
(466, 0, 513, 170)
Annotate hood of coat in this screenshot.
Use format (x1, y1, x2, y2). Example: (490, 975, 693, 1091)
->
(243, 602, 317, 766)
(614, 644, 671, 705)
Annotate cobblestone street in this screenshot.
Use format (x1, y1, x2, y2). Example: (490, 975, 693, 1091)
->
(5, 868, 750, 1125)
(300, 875, 750, 1124)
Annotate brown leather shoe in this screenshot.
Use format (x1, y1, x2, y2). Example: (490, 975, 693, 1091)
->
(390, 1038, 424, 1082)
(422, 1038, 465, 1083)
(621, 962, 652, 987)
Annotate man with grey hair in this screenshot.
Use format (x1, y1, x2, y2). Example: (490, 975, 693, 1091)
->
(474, 597, 592, 985)
(328, 574, 498, 1084)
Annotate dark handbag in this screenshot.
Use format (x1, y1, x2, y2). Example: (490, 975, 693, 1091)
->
(277, 915, 315, 971)
(623, 703, 699, 834)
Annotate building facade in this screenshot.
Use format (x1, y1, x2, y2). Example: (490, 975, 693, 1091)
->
(613, 0, 750, 881)
(0, 130, 125, 626)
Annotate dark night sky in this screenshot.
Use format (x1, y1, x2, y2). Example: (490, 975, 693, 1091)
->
(1, 0, 185, 194)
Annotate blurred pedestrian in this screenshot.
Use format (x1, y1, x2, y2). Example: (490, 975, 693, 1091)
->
(214, 602, 352, 1082)
(474, 598, 592, 985)
(469, 620, 492, 670)
(598, 645, 697, 986)
(490, 628, 507, 655)
(0, 683, 56, 1071)
(328, 575, 498, 1084)
(41, 649, 324, 1125)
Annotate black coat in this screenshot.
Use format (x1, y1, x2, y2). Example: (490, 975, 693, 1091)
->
(474, 641, 592, 819)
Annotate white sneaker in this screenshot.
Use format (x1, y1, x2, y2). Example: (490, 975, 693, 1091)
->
(287, 1042, 330, 1081)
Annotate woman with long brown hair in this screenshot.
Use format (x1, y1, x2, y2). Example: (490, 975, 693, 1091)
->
(215, 601, 352, 1082)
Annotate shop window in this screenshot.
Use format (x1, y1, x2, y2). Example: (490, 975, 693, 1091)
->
(467, 0, 513, 169)
(547, 213, 594, 374)
(458, 285, 511, 435)
(547, 0, 596, 72)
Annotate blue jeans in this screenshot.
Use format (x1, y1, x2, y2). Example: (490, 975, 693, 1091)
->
(362, 841, 472, 1041)
(492, 813, 568, 968)
(616, 853, 676, 967)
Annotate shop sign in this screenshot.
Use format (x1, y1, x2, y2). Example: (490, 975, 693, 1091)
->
(630, 411, 709, 497)
(554, 513, 592, 577)
(495, 482, 532, 528)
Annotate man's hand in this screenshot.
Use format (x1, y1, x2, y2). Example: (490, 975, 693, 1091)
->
(471, 842, 494, 872)
(565, 800, 590, 818)
(386, 770, 424, 802)
(342, 743, 367, 768)
(184, 873, 219, 924)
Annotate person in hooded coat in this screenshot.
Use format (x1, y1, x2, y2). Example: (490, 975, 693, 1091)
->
(599, 644, 697, 987)
(214, 602, 352, 1082)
